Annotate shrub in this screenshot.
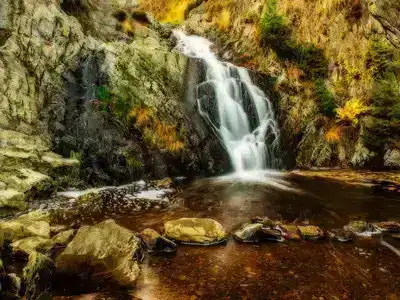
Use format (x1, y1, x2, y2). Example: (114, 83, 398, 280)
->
(260, 0, 288, 47)
(325, 126, 341, 143)
(364, 39, 400, 149)
(260, 0, 328, 81)
(315, 79, 335, 116)
(335, 98, 370, 125)
(218, 9, 231, 31)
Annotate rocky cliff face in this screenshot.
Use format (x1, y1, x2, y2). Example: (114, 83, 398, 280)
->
(141, 0, 400, 170)
(0, 0, 228, 212)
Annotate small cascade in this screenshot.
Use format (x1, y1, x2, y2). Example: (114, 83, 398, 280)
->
(174, 30, 280, 172)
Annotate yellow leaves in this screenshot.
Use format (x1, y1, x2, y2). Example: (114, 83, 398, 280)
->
(121, 20, 134, 35)
(217, 9, 231, 31)
(335, 98, 370, 125)
(325, 126, 341, 143)
(129, 107, 153, 127)
(130, 107, 185, 153)
(138, 0, 194, 24)
(162, 0, 191, 24)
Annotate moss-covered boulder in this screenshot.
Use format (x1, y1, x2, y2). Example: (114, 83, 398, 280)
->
(0, 217, 50, 242)
(56, 219, 142, 286)
(164, 218, 227, 245)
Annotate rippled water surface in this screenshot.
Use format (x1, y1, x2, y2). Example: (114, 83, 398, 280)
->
(55, 172, 400, 299)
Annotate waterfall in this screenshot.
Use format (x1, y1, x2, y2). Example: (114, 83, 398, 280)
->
(174, 30, 281, 172)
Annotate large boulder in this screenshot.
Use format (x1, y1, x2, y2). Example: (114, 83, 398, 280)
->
(56, 219, 142, 286)
(164, 218, 227, 245)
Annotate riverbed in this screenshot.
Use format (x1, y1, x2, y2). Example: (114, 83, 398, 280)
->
(53, 171, 400, 299)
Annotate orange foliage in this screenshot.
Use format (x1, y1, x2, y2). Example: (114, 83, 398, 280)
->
(325, 126, 342, 143)
(129, 107, 185, 153)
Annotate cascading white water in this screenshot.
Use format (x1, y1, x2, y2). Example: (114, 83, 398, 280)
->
(174, 30, 280, 172)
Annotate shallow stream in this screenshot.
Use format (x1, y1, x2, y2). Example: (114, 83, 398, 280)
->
(54, 171, 400, 299)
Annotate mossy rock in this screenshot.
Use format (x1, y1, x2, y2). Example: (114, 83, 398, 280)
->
(23, 252, 55, 299)
(164, 218, 227, 245)
(11, 237, 53, 256)
(0, 217, 50, 242)
(56, 219, 142, 286)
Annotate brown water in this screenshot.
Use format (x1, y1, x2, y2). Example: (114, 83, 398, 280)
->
(55, 172, 400, 300)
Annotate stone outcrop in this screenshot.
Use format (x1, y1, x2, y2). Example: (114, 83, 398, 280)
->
(368, 0, 400, 48)
(0, 0, 85, 210)
(0, 0, 228, 211)
(56, 219, 142, 286)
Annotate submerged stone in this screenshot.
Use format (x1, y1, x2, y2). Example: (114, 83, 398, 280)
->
(52, 229, 75, 245)
(56, 219, 142, 286)
(0, 189, 25, 210)
(140, 228, 177, 254)
(164, 218, 227, 245)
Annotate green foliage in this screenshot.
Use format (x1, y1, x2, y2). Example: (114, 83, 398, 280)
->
(126, 156, 143, 169)
(368, 40, 400, 79)
(95, 85, 132, 120)
(260, 0, 287, 42)
(364, 39, 400, 150)
(314, 79, 335, 116)
(260, 0, 328, 81)
(69, 150, 83, 163)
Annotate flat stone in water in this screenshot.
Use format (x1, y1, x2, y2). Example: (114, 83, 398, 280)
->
(233, 223, 263, 243)
(298, 225, 324, 240)
(164, 218, 227, 245)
